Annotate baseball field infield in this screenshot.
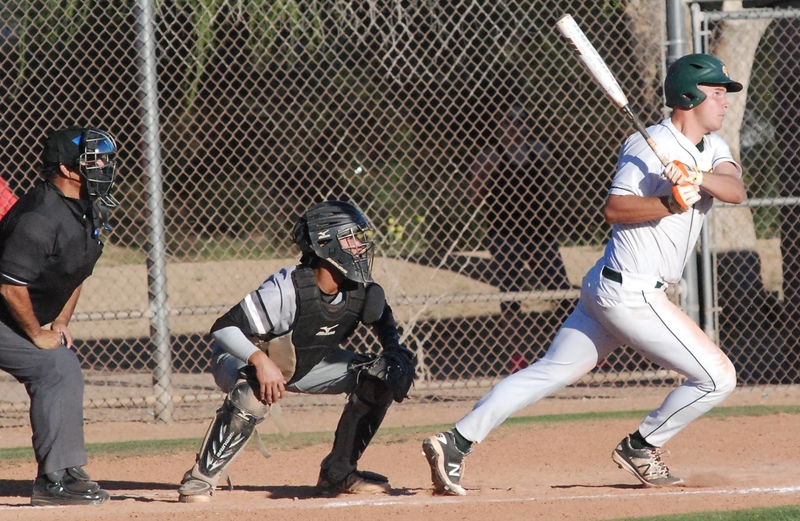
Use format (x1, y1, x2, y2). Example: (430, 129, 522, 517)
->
(0, 391, 798, 521)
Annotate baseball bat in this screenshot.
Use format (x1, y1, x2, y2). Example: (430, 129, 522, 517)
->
(555, 14, 670, 168)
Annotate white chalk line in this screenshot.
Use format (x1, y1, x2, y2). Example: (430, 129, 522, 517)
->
(6, 484, 800, 512)
(319, 484, 800, 509)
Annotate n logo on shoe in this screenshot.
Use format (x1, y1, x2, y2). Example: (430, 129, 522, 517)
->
(447, 462, 461, 477)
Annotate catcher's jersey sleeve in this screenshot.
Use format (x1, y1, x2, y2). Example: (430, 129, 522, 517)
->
(237, 266, 298, 337)
(211, 266, 299, 361)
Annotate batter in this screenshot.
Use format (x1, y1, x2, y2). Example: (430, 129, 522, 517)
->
(422, 53, 746, 494)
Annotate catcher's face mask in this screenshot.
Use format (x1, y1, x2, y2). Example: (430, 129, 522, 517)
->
(300, 200, 377, 284)
(336, 225, 375, 283)
(78, 128, 119, 208)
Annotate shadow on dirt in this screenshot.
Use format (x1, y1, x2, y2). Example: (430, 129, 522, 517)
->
(0, 478, 179, 501)
(551, 483, 644, 490)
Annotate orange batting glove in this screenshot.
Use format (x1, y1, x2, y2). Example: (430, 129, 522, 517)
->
(667, 181, 701, 213)
(663, 160, 703, 186)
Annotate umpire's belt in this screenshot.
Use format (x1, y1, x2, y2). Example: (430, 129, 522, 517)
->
(602, 266, 664, 290)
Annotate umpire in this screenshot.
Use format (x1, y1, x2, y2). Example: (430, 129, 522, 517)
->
(0, 126, 120, 506)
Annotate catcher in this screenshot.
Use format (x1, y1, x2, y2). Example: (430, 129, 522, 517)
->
(178, 200, 415, 502)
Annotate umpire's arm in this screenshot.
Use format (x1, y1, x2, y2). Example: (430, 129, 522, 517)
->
(51, 284, 82, 348)
(0, 283, 62, 349)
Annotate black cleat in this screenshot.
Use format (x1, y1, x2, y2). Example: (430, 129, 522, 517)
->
(612, 435, 683, 487)
(31, 467, 109, 506)
(316, 469, 390, 495)
(422, 430, 471, 496)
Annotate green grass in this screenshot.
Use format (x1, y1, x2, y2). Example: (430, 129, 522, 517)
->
(611, 505, 800, 521)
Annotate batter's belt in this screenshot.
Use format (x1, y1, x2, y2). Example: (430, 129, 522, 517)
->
(602, 266, 665, 290)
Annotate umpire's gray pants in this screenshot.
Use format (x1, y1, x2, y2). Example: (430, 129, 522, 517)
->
(0, 320, 87, 476)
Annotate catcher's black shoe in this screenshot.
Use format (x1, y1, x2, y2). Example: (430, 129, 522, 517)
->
(422, 430, 471, 496)
(31, 467, 110, 506)
(316, 469, 390, 495)
(612, 435, 683, 487)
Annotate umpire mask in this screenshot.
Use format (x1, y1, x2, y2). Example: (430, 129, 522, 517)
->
(79, 127, 119, 209)
(41, 126, 120, 231)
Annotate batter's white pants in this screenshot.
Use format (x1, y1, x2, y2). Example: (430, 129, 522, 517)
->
(456, 261, 737, 447)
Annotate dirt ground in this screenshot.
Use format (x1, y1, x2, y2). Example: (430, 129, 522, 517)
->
(0, 388, 799, 521)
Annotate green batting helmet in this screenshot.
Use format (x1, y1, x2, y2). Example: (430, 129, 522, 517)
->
(664, 54, 743, 109)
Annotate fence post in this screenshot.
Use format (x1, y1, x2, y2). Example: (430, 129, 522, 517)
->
(666, 0, 702, 326)
(134, 0, 173, 423)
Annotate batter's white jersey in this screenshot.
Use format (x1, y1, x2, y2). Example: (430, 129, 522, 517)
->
(454, 118, 740, 449)
(605, 118, 741, 284)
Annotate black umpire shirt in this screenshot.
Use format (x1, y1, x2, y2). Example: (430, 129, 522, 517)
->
(0, 179, 103, 331)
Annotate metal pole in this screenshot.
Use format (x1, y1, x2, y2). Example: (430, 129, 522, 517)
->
(666, 0, 687, 63)
(690, 2, 717, 339)
(667, 0, 701, 325)
(134, 0, 173, 423)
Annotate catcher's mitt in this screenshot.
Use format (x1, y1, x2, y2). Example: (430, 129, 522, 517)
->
(355, 347, 416, 403)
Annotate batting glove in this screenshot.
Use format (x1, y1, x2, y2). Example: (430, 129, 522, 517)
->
(664, 160, 703, 186)
(667, 182, 701, 213)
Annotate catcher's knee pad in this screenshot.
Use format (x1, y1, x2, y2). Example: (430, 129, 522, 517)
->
(354, 375, 394, 409)
(188, 382, 267, 488)
(228, 378, 271, 419)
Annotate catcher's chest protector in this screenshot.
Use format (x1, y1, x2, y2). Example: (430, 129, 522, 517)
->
(288, 266, 365, 382)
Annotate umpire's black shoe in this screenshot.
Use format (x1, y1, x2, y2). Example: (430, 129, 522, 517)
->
(31, 467, 110, 506)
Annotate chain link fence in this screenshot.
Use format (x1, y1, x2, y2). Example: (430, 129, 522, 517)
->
(694, 3, 800, 386)
(0, 1, 797, 423)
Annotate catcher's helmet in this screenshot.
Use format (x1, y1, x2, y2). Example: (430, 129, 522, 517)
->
(664, 54, 742, 109)
(293, 200, 375, 283)
(42, 126, 120, 207)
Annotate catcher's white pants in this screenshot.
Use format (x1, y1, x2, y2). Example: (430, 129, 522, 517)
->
(456, 260, 737, 447)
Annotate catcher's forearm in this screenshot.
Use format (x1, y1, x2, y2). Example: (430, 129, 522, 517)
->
(372, 303, 401, 350)
(212, 325, 260, 363)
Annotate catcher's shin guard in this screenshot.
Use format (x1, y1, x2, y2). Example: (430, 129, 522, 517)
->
(180, 380, 268, 499)
(320, 378, 393, 485)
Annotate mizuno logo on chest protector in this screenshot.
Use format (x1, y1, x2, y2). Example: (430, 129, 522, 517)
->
(316, 324, 338, 336)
